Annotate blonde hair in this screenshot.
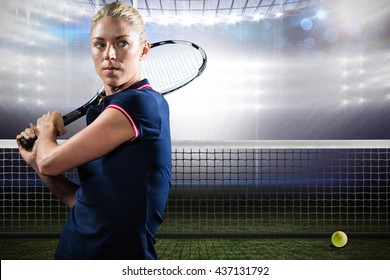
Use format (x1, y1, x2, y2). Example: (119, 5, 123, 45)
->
(91, 2, 147, 43)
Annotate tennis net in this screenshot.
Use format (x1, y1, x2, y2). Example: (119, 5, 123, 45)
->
(1, 140, 390, 236)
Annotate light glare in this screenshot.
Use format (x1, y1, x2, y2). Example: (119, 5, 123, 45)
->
(316, 10, 327, 19)
(275, 12, 283, 18)
(357, 98, 365, 104)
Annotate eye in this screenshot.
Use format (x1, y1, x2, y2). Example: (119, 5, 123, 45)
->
(117, 40, 129, 47)
(94, 42, 105, 49)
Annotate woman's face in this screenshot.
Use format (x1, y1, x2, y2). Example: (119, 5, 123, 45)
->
(91, 17, 147, 94)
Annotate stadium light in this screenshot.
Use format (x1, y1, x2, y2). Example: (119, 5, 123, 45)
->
(275, 12, 283, 18)
(357, 97, 366, 104)
(316, 10, 327, 19)
(252, 14, 265, 21)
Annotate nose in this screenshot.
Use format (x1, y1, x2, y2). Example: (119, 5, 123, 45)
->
(104, 44, 116, 60)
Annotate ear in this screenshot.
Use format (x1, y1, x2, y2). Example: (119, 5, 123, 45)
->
(140, 42, 150, 61)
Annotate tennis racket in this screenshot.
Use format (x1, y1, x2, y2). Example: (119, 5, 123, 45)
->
(18, 40, 207, 150)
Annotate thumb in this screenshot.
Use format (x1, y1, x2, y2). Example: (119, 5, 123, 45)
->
(58, 126, 67, 136)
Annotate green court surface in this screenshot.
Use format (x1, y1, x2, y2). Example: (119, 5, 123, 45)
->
(1, 237, 390, 260)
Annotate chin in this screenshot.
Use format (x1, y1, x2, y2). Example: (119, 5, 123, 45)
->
(103, 78, 122, 88)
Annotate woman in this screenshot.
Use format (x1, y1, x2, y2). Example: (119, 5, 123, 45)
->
(16, 2, 171, 260)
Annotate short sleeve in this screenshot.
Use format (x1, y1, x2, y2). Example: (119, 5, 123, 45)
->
(105, 91, 161, 142)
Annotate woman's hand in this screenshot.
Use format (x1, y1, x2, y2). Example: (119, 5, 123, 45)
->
(16, 111, 67, 166)
(16, 121, 78, 208)
(16, 123, 38, 166)
(36, 111, 67, 137)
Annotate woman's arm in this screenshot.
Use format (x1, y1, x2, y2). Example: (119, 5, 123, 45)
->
(16, 127, 78, 208)
(31, 161, 79, 208)
(35, 107, 135, 176)
(16, 106, 134, 205)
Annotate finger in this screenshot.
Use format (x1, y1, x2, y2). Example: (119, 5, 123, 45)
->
(17, 125, 37, 141)
(29, 123, 39, 136)
(16, 132, 35, 150)
(25, 127, 37, 138)
(58, 127, 68, 136)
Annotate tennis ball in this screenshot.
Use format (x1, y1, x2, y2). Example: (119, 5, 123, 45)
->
(331, 231, 348, 248)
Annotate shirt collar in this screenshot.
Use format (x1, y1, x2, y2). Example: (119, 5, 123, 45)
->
(125, 79, 151, 91)
(103, 79, 152, 105)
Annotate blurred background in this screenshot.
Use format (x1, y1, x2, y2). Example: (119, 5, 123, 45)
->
(0, 0, 389, 140)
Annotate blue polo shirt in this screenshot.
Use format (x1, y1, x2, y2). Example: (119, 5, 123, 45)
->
(55, 79, 171, 260)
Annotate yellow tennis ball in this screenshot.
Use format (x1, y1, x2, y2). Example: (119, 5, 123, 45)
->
(331, 231, 348, 248)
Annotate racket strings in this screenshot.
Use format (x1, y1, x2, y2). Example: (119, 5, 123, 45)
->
(142, 43, 205, 93)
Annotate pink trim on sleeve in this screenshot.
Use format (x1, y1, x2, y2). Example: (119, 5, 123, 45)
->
(106, 104, 139, 141)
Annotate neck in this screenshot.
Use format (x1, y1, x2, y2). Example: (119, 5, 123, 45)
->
(104, 76, 142, 95)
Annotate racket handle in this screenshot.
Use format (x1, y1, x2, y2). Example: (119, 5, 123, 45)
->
(18, 136, 37, 151)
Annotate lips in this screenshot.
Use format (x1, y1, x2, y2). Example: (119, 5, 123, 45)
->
(103, 66, 120, 71)
(102, 64, 121, 75)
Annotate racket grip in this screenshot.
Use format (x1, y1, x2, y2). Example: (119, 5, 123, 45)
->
(18, 137, 37, 151)
(18, 114, 70, 151)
